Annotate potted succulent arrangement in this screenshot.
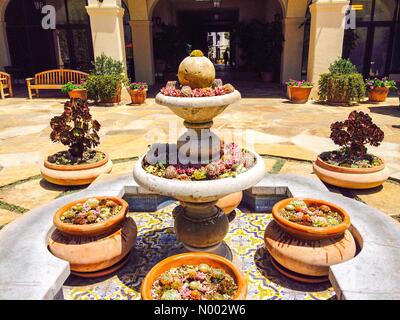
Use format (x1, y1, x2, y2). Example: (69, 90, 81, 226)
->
(127, 82, 148, 105)
(318, 58, 365, 106)
(365, 77, 398, 103)
(61, 81, 87, 100)
(313, 110, 389, 189)
(140, 252, 247, 300)
(49, 196, 138, 277)
(40, 98, 113, 186)
(286, 79, 314, 104)
(85, 53, 128, 105)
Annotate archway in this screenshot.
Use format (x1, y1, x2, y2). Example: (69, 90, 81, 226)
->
(150, 0, 285, 83)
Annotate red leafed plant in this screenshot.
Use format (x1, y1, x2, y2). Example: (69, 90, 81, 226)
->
(49, 99, 101, 160)
(329, 110, 384, 163)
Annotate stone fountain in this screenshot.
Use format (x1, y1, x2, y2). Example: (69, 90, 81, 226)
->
(133, 51, 265, 259)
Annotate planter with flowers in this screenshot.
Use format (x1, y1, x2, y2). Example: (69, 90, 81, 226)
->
(313, 110, 389, 189)
(61, 82, 87, 100)
(365, 77, 398, 103)
(286, 79, 313, 104)
(127, 82, 148, 105)
(40, 98, 113, 186)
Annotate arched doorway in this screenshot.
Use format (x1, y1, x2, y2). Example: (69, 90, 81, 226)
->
(151, 0, 285, 83)
(5, 0, 93, 79)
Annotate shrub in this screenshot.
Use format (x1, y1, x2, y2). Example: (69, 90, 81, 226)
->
(49, 99, 101, 158)
(85, 54, 128, 102)
(329, 110, 384, 163)
(61, 82, 85, 94)
(318, 58, 365, 103)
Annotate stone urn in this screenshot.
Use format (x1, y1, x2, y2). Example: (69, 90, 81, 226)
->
(140, 252, 247, 300)
(40, 152, 113, 186)
(313, 156, 389, 189)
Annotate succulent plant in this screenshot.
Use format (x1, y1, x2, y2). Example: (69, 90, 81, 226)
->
(192, 168, 207, 180)
(330, 110, 384, 163)
(165, 165, 178, 179)
(223, 84, 235, 94)
(205, 162, 220, 179)
(181, 86, 193, 97)
(240, 152, 255, 168)
(49, 99, 101, 159)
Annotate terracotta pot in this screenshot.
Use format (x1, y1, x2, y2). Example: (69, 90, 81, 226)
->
(40, 151, 113, 186)
(368, 87, 389, 102)
(313, 156, 389, 189)
(68, 89, 87, 101)
(140, 252, 247, 300)
(287, 86, 312, 104)
(53, 196, 128, 237)
(261, 72, 273, 83)
(272, 198, 351, 240)
(48, 217, 137, 274)
(216, 192, 243, 214)
(128, 89, 147, 105)
(264, 220, 356, 277)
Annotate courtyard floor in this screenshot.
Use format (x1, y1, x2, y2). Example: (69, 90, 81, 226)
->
(0, 92, 399, 229)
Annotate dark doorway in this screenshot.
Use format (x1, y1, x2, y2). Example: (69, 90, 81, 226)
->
(177, 9, 238, 67)
(5, 0, 57, 77)
(343, 0, 400, 77)
(5, 0, 94, 79)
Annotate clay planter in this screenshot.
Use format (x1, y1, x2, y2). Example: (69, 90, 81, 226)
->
(53, 196, 128, 237)
(313, 156, 389, 189)
(287, 86, 313, 104)
(140, 252, 247, 300)
(48, 217, 137, 275)
(40, 152, 113, 186)
(264, 220, 356, 278)
(216, 192, 243, 214)
(368, 87, 389, 102)
(272, 198, 351, 240)
(128, 89, 147, 105)
(68, 89, 87, 101)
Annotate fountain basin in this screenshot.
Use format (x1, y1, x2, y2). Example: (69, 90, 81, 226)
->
(155, 91, 241, 125)
(133, 149, 265, 203)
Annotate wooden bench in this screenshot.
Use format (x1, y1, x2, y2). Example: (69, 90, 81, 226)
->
(26, 69, 89, 99)
(0, 71, 13, 99)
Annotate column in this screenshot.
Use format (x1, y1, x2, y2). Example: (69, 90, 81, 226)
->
(130, 20, 155, 85)
(281, 17, 306, 83)
(85, 0, 127, 71)
(0, 18, 11, 69)
(307, 0, 350, 98)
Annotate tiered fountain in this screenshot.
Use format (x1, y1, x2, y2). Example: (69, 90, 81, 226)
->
(133, 51, 265, 259)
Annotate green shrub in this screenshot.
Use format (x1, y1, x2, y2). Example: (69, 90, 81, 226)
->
(85, 53, 128, 102)
(318, 58, 365, 103)
(61, 82, 84, 94)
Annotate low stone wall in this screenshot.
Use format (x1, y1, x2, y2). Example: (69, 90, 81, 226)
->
(0, 173, 399, 300)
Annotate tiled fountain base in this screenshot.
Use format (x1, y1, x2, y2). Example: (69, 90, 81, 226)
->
(62, 203, 335, 300)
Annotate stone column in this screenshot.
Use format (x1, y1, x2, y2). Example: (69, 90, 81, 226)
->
(85, 1, 127, 71)
(130, 20, 155, 85)
(281, 17, 306, 83)
(0, 18, 11, 69)
(307, 0, 350, 98)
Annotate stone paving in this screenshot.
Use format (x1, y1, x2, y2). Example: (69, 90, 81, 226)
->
(0, 91, 399, 230)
